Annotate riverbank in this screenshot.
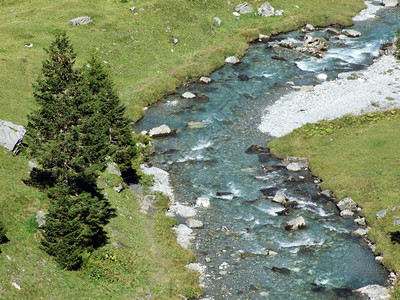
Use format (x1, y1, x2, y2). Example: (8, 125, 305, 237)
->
(259, 54, 400, 137)
(268, 53, 400, 298)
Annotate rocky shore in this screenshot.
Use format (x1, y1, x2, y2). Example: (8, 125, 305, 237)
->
(259, 54, 400, 137)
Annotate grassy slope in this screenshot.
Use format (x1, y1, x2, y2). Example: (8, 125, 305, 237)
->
(269, 117, 400, 298)
(0, 0, 365, 124)
(0, 0, 368, 298)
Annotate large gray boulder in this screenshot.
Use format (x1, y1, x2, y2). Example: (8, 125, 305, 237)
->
(235, 2, 254, 14)
(69, 16, 93, 26)
(354, 284, 390, 300)
(258, 2, 275, 17)
(0, 120, 26, 153)
(279, 40, 296, 49)
(282, 156, 308, 172)
(336, 197, 357, 212)
(272, 190, 287, 205)
(225, 56, 240, 64)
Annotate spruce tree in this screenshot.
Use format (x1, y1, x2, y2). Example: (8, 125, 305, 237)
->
(82, 56, 138, 173)
(41, 186, 84, 270)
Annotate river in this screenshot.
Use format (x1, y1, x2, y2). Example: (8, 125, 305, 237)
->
(133, 4, 400, 299)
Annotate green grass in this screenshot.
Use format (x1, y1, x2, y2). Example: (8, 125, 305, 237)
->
(269, 116, 400, 298)
(0, 0, 369, 298)
(0, 0, 365, 124)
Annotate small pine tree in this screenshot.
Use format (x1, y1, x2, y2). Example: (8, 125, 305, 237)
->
(41, 186, 84, 270)
(82, 56, 138, 173)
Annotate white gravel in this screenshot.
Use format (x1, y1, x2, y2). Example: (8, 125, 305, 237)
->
(259, 55, 400, 137)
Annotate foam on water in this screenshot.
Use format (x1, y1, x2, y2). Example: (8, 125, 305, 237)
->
(192, 140, 212, 151)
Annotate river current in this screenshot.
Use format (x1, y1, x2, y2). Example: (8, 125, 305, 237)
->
(134, 5, 400, 299)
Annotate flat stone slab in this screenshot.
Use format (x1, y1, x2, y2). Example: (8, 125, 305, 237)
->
(69, 16, 93, 26)
(0, 120, 26, 153)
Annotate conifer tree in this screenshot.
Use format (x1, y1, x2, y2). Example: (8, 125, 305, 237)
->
(41, 186, 84, 270)
(82, 56, 138, 173)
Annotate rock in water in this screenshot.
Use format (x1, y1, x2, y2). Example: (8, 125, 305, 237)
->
(181, 91, 196, 99)
(258, 2, 275, 17)
(199, 76, 212, 84)
(225, 56, 240, 64)
(342, 29, 362, 38)
(259, 34, 270, 42)
(382, 0, 398, 7)
(148, 124, 172, 137)
(305, 24, 315, 31)
(0, 119, 26, 153)
(196, 197, 210, 208)
(283, 216, 306, 230)
(272, 190, 287, 205)
(69, 16, 93, 26)
(354, 285, 390, 300)
(279, 40, 296, 49)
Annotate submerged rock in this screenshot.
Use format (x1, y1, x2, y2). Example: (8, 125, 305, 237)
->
(271, 266, 290, 275)
(245, 144, 268, 154)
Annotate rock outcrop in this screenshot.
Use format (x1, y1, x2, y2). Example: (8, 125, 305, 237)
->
(0, 120, 26, 153)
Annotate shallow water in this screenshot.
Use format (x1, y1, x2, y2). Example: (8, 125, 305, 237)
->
(134, 6, 400, 299)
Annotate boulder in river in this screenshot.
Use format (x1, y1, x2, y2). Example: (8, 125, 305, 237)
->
(283, 216, 306, 230)
(272, 190, 287, 205)
(199, 76, 212, 84)
(186, 218, 204, 229)
(279, 40, 297, 49)
(299, 34, 328, 58)
(342, 29, 362, 38)
(196, 197, 210, 208)
(305, 24, 315, 31)
(148, 124, 172, 137)
(259, 34, 270, 42)
(336, 197, 356, 212)
(354, 284, 390, 300)
(271, 266, 290, 275)
(245, 144, 268, 154)
(181, 91, 196, 99)
(0, 119, 26, 153)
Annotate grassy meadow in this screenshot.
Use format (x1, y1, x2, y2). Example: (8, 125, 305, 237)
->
(269, 112, 400, 298)
(0, 0, 369, 298)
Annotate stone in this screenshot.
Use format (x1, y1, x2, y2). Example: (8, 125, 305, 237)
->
(320, 190, 331, 199)
(317, 73, 327, 81)
(376, 209, 388, 219)
(326, 28, 340, 35)
(382, 0, 398, 7)
(174, 224, 194, 249)
(266, 249, 278, 256)
(148, 124, 172, 138)
(393, 219, 400, 226)
(271, 266, 290, 275)
(274, 10, 284, 16)
(225, 56, 240, 64)
(279, 40, 296, 49)
(283, 216, 306, 230)
(351, 227, 370, 236)
(246, 145, 267, 154)
(239, 6, 254, 14)
(235, 2, 248, 11)
(305, 24, 315, 31)
(28, 161, 38, 168)
(342, 29, 362, 38)
(25, 43, 33, 48)
(282, 157, 308, 171)
(340, 209, 354, 217)
(187, 121, 205, 128)
(336, 197, 356, 212)
(375, 256, 383, 262)
(233, 12, 240, 17)
(238, 74, 249, 81)
(130, 7, 136, 11)
(36, 210, 46, 228)
(354, 217, 366, 226)
(113, 183, 123, 193)
(272, 190, 287, 205)
(354, 284, 390, 300)
(181, 91, 196, 99)
(214, 17, 222, 25)
(0, 119, 26, 153)
(258, 2, 275, 17)
(140, 165, 174, 199)
(168, 203, 196, 218)
(199, 76, 212, 84)
(12, 282, 22, 290)
(69, 16, 93, 26)
(186, 218, 204, 229)
(205, 257, 211, 263)
(172, 37, 179, 45)
(259, 34, 270, 42)
(196, 197, 210, 208)
(302, 34, 328, 52)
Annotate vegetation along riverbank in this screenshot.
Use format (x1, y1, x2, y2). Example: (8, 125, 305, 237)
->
(0, 0, 387, 298)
